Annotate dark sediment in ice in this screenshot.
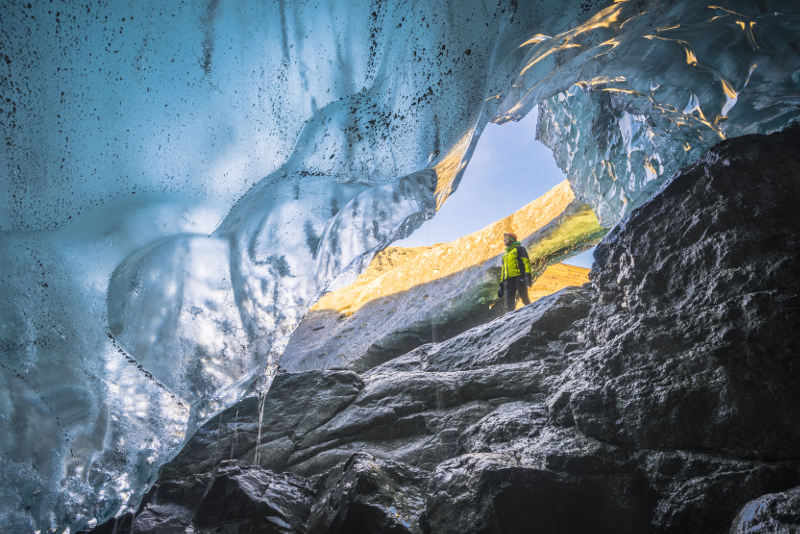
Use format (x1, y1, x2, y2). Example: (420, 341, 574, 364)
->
(86, 127, 800, 533)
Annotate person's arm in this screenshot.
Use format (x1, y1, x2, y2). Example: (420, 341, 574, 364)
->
(498, 256, 506, 297)
(517, 246, 532, 286)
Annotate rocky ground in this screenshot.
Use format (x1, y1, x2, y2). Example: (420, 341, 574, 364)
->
(86, 126, 800, 533)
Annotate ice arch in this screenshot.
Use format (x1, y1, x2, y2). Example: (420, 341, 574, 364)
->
(1, 0, 798, 531)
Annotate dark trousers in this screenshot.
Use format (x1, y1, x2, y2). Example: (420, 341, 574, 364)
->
(503, 276, 530, 313)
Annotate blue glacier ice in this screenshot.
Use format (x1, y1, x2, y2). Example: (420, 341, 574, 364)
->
(515, 1, 800, 224)
(0, 0, 798, 531)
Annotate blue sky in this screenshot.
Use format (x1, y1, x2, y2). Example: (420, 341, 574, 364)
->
(395, 108, 596, 269)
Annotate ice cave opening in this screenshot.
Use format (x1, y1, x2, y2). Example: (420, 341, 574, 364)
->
(396, 109, 559, 242)
(2, 0, 799, 532)
(394, 104, 598, 278)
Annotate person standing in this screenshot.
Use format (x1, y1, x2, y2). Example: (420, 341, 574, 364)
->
(497, 232, 532, 313)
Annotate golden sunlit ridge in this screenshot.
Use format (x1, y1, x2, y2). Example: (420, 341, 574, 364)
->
(313, 180, 605, 316)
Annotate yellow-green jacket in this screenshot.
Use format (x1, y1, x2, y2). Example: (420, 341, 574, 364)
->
(500, 241, 532, 282)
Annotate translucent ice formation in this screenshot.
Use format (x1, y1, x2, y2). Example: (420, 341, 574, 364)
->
(0, 200, 202, 531)
(1, 0, 798, 531)
(493, 0, 800, 224)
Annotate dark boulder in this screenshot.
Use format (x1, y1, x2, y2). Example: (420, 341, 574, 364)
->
(731, 485, 800, 533)
(307, 452, 428, 534)
(554, 125, 800, 458)
(194, 460, 315, 533)
(161, 370, 364, 478)
(421, 452, 652, 534)
(85, 460, 315, 534)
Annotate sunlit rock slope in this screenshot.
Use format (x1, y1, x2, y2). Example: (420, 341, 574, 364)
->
(280, 180, 603, 372)
(88, 124, 800, 534)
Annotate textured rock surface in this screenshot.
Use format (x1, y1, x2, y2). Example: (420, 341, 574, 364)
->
(731, 485, 800, 533)
(421, 451, 651, 534)
(307, 453, 428, 534)
(551, 127, 800, 458)
(87, 128, 800, 533)
(86, 460, 315, 533)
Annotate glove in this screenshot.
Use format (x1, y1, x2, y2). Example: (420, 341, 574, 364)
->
(525, 274, 532, 287)
(497, 283, 504, 298)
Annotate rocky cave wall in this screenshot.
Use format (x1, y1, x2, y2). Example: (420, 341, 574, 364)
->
(88, 126, 800, 534)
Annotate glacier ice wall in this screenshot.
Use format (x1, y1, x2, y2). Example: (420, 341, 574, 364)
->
(0, 202, 200, 531)
(1, 0, 799, 531)
(493, 0, 800, 225)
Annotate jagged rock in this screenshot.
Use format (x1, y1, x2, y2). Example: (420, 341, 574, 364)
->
(399, 285, 592, 373)
(421, 452, 652, 534)
(307, 453, 428, 534)
(193, 461, 315, 533)
(85, 461, 315, 534)
(548, 126, 800, 459)
(158, 286, 586, 485)
(731, 485, 800, 533)
(129, 472, 210, 533)
(641, 452, 800, 533)
(110, 127, 800, 534)
(282, 268, 503, 373)
(162, 370, 365, 477)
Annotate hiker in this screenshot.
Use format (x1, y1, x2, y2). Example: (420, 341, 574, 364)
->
(497, 232, 532, 313)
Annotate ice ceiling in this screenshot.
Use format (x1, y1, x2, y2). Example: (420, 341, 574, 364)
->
(1, 0, 798, 531)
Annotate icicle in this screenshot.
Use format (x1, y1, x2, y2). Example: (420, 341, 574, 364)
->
(229, 405, 240, 459)
(253, 391, 266, 466)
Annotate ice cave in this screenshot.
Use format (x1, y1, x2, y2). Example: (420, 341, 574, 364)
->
(1, 0, 799, 532)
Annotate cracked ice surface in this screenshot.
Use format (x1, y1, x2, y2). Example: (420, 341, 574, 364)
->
(1, 0, 799, 531)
